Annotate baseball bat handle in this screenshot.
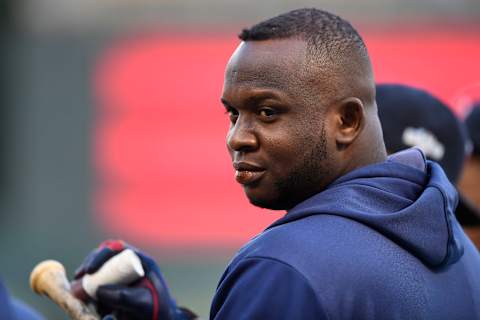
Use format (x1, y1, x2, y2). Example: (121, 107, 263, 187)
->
(30, 260, 100, 320)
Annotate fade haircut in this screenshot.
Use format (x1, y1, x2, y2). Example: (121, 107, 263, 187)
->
(239, 8, 367, 59)
(238, 8, 374, 106)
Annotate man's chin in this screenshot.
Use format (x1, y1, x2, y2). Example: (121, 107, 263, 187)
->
(245, 192, 288, 210)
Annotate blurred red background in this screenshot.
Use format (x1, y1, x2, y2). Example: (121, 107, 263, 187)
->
(94, 28, 480, 248)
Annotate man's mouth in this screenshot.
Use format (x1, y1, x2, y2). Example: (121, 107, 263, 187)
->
(233, 162, 266, 185)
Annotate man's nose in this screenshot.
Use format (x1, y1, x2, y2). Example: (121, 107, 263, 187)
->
(227, 118, 259, 152)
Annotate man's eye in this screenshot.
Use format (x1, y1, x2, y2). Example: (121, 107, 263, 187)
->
(258, 108, 277, 118)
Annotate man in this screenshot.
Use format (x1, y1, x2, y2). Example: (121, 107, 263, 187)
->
(76, 8, 480, 319)
(0, 279, 44, 320)
(460, 101, 480, 206)
(459, 102, 480, 245)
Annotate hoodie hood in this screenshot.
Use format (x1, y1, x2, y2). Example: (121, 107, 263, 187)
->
(267, 148, 464, 268)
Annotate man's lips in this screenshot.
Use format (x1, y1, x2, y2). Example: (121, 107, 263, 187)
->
(233, 162, 266, 185)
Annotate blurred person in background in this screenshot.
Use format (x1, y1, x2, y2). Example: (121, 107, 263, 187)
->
(459, 102, 480, 245)
(0, 280, 44, 320)
(73, 9, 480, 320)
(377, 84, 467, 184)
(376, 83, 480, 246)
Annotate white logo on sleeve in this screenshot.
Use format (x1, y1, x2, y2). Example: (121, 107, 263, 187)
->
(402, 127, 445, 161)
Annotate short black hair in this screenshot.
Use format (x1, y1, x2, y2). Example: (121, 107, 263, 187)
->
(238, 8, 373, 107)
(239, 8, 367, 59)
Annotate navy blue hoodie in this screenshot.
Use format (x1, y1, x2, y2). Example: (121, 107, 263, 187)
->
(210, 148, 480, 319)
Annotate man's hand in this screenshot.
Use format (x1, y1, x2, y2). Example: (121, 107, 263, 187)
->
(75, 240, 196, 320)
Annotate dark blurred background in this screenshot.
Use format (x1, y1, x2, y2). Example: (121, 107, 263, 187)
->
(1, 1, 479, 318)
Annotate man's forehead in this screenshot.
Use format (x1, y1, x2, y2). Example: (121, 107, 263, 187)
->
(225, 39, 308, 85)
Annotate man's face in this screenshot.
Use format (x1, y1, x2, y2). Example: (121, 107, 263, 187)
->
(221, 39, 337, 210)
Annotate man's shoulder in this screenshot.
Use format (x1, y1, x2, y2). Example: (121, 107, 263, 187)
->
(227, 212, 423, 291)
(211, 254, 328, 319)
(235, 213, 383, 263)
(213, 213, 421, 319)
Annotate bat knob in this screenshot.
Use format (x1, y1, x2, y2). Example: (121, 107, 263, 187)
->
(30, 260, 100, 320)
(30, 260, 67, 294)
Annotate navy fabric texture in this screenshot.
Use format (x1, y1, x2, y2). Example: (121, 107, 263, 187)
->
(0, 280, 44, 320)
(210, 148, 480, 320)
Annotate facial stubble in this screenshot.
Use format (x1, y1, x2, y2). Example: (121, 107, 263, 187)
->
(249, 123, 329, 210)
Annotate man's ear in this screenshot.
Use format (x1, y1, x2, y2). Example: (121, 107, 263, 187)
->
(334, 97, 365, 147)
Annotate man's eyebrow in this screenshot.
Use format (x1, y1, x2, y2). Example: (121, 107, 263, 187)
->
(220, 91, 287, 112)
(246, 92, 280, 104)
